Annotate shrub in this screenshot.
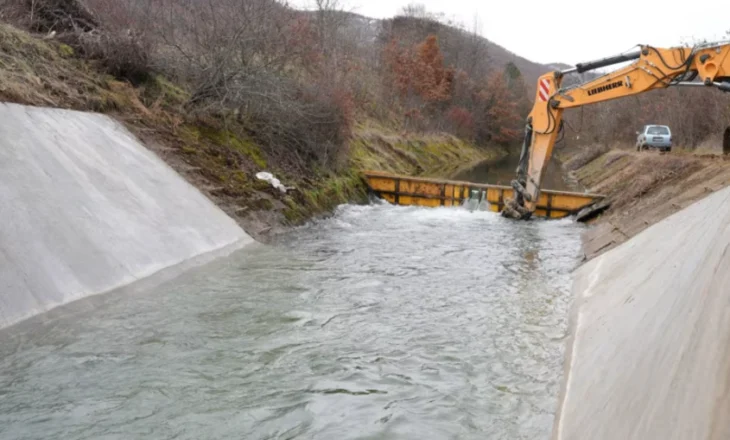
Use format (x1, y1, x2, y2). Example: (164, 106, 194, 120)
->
(74, 29, 151, 84)
(228, 74, 354, 171)
(446, 106, 474, 139)
(25, 0, 98, 33)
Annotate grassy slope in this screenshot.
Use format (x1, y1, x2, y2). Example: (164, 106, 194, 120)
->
(0, 24, 499, 241)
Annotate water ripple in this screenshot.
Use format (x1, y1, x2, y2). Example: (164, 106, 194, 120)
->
(0, 203, 584, 440)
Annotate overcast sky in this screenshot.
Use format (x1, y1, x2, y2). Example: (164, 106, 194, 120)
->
(293, 0, 729, 66)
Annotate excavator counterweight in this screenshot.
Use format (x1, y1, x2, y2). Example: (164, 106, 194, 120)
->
(503, 41, 730, 220)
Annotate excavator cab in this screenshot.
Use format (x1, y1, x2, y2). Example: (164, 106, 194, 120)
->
(502, 41, 730, 220)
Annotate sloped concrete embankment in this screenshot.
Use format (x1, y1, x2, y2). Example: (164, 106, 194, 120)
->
(553, 185, 730, 440)
(0, 103, 253, 329)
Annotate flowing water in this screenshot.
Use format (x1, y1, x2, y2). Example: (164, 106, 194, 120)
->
(0, 202, 585, 440)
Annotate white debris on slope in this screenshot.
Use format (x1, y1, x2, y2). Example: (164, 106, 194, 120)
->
(256, 171, 289, 193)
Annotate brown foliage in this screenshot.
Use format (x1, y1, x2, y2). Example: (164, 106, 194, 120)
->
(384, 35, 454, 110)
(5, 0, 537, 166)
(476, 71, 522, 145)
(446, 106, 474, 138)
(384, 33, 525, 143)
(83, 0, 353, 170)
(413, 35, 453, 103)
(2, 0, 153, 83)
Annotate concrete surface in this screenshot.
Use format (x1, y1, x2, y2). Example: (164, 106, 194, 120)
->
(553, 185, 730, 440)
(580, 221, 627, 261)
(0, 103, 252, 329)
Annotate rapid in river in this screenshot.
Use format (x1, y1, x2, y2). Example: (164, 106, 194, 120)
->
(0, 201, 585, 440)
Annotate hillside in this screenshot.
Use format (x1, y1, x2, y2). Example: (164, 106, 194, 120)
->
(486, 40, 552, 89)
(1, 0, 578, 239)
(0, 19, 499, 240)
(300, 10, 556, 90)
(3, 0, 724, 241)
(374, 14, 553, 91)
(0, 1, 564, 143)
(0, 0, 554, 156)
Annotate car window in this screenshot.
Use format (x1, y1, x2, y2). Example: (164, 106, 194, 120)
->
(647, 126, 669, 135)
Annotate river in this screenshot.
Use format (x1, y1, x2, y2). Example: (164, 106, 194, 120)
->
(0, 202, 585, 440)
(452, 153, 573, 192)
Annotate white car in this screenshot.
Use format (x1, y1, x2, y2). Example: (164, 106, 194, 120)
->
(636, 125, 672, 152)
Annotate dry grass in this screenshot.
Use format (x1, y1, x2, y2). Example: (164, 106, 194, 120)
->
(575, 149, 705, 217)
(693, 134, 724, 156)
(620, 155, 699, 202)
(350, 121, 493, 176)
(576, 144, 730, 259)
(630, 154, 696, 196)
(564, 143, 610, 172)
(0, 23, 104, 108)
(0, 23, 493, 238)
(0, 23, 172, 118)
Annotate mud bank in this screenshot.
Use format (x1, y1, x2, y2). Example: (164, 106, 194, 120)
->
(0, 103, 252, 329)
(563, 148, 730, 260)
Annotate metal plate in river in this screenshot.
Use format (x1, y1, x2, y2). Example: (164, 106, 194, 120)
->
(0, 202, 585, 439)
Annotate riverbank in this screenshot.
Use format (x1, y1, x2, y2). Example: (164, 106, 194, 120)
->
(0, 23, 502, 242)
(451, 151, 575, 191)
(557, 144, 730, 260)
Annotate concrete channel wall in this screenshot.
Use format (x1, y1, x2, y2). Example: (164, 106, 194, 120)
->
(554, 185, 730, 440)
(0, 103, 253, 329)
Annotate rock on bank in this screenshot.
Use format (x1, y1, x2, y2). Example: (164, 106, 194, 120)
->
(554, 184, 730, 440)
(0, 103, 252, 329)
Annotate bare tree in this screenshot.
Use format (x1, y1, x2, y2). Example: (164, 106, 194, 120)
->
(15, 0, 99, 33)
(464, 12, 488, 78)
(399, 3, 429, 19)
(314, 0, 342, 53)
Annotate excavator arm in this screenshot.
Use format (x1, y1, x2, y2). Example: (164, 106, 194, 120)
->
(503, 41, 730, 219)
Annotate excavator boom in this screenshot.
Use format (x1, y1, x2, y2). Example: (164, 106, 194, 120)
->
(503, 41, 730, 219)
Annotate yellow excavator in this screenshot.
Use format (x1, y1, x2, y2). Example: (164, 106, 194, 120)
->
(502, 40, 730, 219)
